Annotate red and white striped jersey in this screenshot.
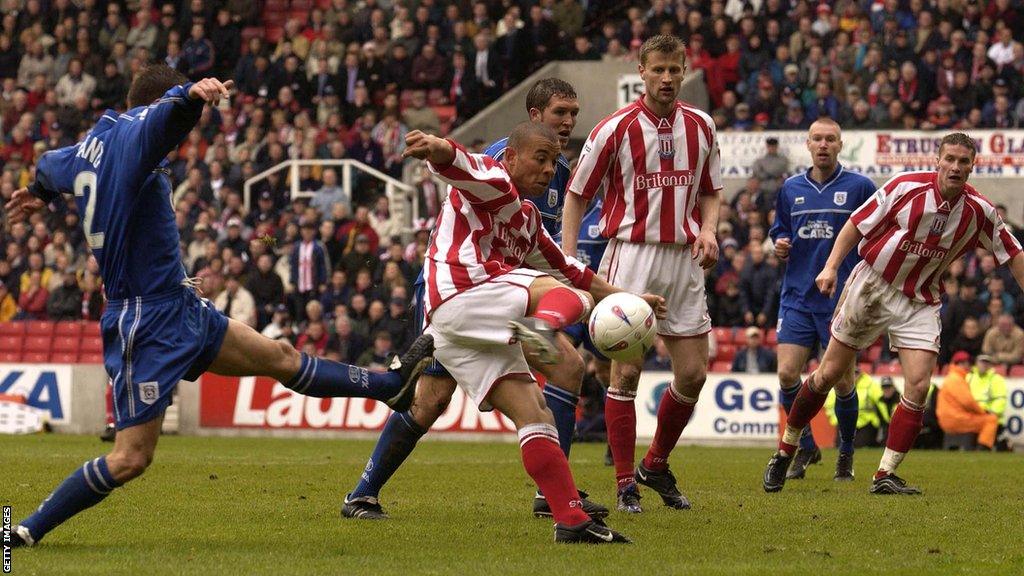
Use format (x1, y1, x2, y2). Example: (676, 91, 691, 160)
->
(423, 140, 594, 319)
(567, 96, 722, 245)
(851, 170, 1022, 304)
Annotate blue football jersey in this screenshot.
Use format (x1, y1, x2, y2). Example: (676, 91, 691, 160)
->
(484, 136, 569, 241)
(33, 84, 203, 301)
(769, 165, 877, 313)
(576, 198, 606, 272)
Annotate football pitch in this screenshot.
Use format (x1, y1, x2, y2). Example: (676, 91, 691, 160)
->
(3, 435, 1022, 576)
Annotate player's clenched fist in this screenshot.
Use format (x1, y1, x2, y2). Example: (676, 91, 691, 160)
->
(188, 78, 233, 106)
(403, 130, 455, 165)
(774, 237, 791, 261)
(816, 267, 838, 298)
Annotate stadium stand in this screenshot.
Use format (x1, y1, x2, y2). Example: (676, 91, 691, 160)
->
(1, 0, 1023, 378)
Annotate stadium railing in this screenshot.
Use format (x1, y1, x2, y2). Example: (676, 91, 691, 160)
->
(243, 159, 417, 231)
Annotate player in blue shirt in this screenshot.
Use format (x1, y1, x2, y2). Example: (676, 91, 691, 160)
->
(768, 117, 877, 482)
(343, 78, 611, 521)
(6, 67, 433, 548)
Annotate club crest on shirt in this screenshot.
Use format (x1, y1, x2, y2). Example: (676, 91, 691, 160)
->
(658, 132, 674, 158)
(139, 381, 159, 405)
(834, 191, 847, 205)
(794, 196, 805, 205)
(931, 214, 948, 235)
(547, 188, 558, 207)
(588, 224, 600, 238)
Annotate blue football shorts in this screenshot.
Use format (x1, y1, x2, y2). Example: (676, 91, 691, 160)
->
(103, 286, 228, 429)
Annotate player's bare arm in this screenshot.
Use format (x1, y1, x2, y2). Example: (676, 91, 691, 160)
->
(815, 220, 863, 298)
(692, 193, 720, 269)
(560, 192, 587, 256)
(402, 130, 455, 165)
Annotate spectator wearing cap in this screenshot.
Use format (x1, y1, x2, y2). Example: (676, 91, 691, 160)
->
(938, 350, 999, 450)
(261, 304, 296, 342)
(310, 168, 350, 217)
(0, 280, 15, 322)
(751, 137, 789, 202)
(219, 217, 249, 257)
(980, 313, 1024, 366)
(731, 327, 777, 374)
(290, 219, 328, 322)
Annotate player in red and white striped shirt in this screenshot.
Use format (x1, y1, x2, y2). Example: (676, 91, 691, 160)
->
(406, 123, 667, 543)
(561, 35, 722, 513)
(764, 133, 1024, 496)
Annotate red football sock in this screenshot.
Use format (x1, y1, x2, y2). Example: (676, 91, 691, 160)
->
(519, 424, 590, 526)
(875, 397, 924, 478)
(643, 386, 696, 472)
(532, 286, 589, 330)
(778, 376, 828, 455)
(105, 383, 114, 426)
(605, 390, 638, 490)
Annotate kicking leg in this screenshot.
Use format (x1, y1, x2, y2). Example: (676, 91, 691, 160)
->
(343, 373, 457, 519)
(207, 318, 433, 410)
(636, 333, 707, 510)
(12, 416, 162, 547)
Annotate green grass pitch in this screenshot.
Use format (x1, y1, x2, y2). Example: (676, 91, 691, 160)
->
(3, 435, 1023, 575)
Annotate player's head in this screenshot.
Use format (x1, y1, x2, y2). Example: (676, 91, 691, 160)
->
(504, 121, 560, 197)
(638, 35, 686, 108)
(127, 64, 188, 109)
(936, 132, 976, 195)
(806, 117, 842, 173)
(526, 78, 580, 150)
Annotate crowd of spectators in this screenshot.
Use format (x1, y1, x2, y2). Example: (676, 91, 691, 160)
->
(2, 0, 1024, 374)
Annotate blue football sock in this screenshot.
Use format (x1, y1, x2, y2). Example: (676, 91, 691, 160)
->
(835, 389, 859, 454)
(781, 380, 818, 451)
(20, 456, 122, 543)
(284, 353, 402, 400)
(349, 411, 427, 499)
(543, 385, 580, 457)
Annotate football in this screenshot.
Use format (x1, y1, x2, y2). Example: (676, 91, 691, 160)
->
(588, 292, 658, 362)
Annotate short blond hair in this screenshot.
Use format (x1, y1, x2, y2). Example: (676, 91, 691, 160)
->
(639, 35, 685, 66)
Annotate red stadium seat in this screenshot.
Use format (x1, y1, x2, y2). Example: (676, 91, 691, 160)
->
(25, 321, 54, 335)
(711, 361, 732, 373)
(52, 336, 80, 352)
(291, 0, 313, 9)
(865, 345, 882, 363)
(49, 352, 78, 364)
(876, 362, 903, 376)
(315, 0, 332, 8)
(713, 327, 733, 344)
(81, 337, 104, 354)
(22, 351, 49, 363)
(0, 335, 21, 353)
(0, 351, 21, 362)
(23, 336, 51, 353)
(1010, 365, 1024, 377)
(0, 321, 24, 336)
(993, 364, 1008, 376)
(78, 353, 105, 364)
(265, 25, 285, 43)
(716, 344, 736, 362)
(84, 321, 101, 336)
(857, 362, 873, 375)
(54, 322, 83, 337)
(733, 330, 749, 345)
(765, 328, 777, 346)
